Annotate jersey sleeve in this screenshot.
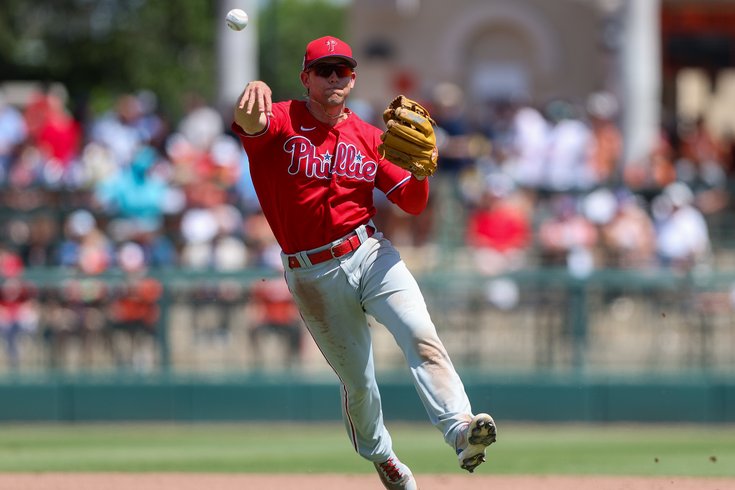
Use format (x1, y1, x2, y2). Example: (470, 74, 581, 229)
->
(374, 143, 429, 215)
(231, 101, 287, 150)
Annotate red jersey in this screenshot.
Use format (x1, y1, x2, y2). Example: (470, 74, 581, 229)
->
(232, 100, 428, 253)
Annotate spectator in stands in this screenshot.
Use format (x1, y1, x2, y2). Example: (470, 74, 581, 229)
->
(17, 213, 59, 267)
(723, 129, 735, 179)
(179, 207, 218, 269)
(431, 82, 475, 175)
(465, 174, 532, 275)
(131, 227, 178, 269)
(77, 227, 115, 275)
(0, 244, 24, 278)
(166, 131, 240, 209)
(0, 249, 31, 367)
(206, 133, 243, 197)
(27, 90, 81, 178)
(677, 117, 730, 216)
(6, 139, 45, 188)
(178, 204, 248, 343)
(241, 209, 282, 269)
(247, 276, 303, 370)
(586, 91, 622, 186)
(180, 202, 248, 271)
(178, 92, 224, 153)
(538, 194, 599, 275)
(181, 205, 249, 270)
(0, 279, 38, 369)
(169, 99, 239, 225)
(212, 205, 248, 271)
(653, 182, 711, 271)
(504, 99, 550, 192)
(55, 209, 115, 274)
(107, 242, 162, 370)
(94, 145, 170, 238)
(134, 89, 169, 149)
(234, 149, 261, 214)
(77, 139, 119, 189)
(623, 125, 677, 191)
(543, 99, 594, 192)
(36, 276, 107, 370)
(90, 93, 146, 167)
(599, 191, 657, 269)
(680, 116, 728, 179)
(0, 89, 27, 183)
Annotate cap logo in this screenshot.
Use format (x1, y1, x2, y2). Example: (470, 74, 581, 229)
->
(325, 39, 337, 52)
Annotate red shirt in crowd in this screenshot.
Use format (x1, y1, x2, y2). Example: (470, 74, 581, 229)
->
(466, 203, 530, 253)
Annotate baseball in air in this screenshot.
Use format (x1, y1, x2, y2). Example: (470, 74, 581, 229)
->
(226, 8, 248, 31)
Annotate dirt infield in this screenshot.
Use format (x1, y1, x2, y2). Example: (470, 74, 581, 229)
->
(2, 473, 734, 490)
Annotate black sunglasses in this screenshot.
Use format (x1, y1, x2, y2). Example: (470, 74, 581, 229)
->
(310, 64, 353, 78)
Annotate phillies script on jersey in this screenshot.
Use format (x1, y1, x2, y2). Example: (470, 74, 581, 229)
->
(283, 135, 377, 181)
(232, 100, 424, 254)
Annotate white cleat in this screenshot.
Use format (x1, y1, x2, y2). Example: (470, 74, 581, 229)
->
(456, 412, 497, 473)
(374, 453, 418, 490)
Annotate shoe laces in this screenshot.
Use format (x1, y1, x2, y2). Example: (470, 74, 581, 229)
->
(378, 457, 402, 482)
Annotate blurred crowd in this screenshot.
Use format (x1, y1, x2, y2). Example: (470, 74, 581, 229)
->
(0, 81, 734, 370)
(0, 85, 283, 370)
(367, 83, 733, 279)
(0, 87, 278, 275)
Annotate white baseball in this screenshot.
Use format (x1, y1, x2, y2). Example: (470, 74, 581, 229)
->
(226, 8, 248, 31)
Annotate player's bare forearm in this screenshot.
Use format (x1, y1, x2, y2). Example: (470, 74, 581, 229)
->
(234, 81, 272, 134)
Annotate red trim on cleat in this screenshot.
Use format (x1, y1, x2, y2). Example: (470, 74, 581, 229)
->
(378, 458, 402, 482)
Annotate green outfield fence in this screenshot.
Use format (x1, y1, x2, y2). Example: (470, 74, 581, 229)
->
(1, 373, 734, 423)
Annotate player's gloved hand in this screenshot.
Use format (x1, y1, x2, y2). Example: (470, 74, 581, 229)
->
(378, 95, 439, 178)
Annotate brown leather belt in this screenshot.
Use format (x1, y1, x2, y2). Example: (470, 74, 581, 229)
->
(287, 226, 375, 269)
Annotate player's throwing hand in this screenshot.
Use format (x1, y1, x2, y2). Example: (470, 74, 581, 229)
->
(235, 81, 272, 134)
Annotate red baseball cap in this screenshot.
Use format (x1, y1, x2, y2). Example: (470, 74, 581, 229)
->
(302, 36, 357, 70)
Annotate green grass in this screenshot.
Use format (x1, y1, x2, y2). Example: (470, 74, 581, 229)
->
(0, 423, 733, 476)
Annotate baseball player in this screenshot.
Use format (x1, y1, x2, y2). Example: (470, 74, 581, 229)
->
(232, 35, 496, 490)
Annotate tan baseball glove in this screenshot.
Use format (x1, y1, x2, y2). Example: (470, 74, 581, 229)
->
(378, 95, 439, 178)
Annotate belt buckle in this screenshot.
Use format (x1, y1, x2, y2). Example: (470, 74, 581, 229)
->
(330, 231, 355, 259)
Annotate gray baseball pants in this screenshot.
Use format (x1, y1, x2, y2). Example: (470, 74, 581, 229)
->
(281, 224, 473, 462)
